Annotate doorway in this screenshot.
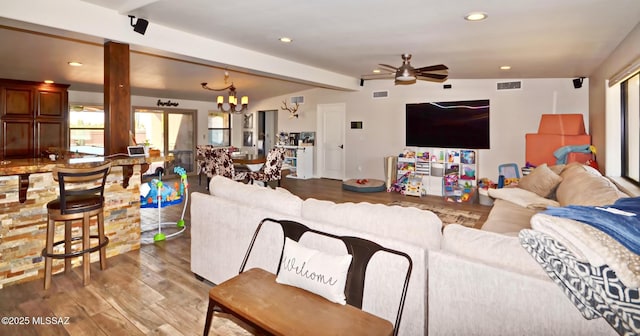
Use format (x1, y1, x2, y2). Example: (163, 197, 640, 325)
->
(133, 107, 196, 173)
(257, 110, 278, 155)
(317, 103, 346, 180)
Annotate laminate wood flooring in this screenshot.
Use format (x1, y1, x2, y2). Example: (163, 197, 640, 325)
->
(0, 175, 492, 335)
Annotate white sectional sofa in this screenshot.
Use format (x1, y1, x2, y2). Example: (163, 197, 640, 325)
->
(190, 175, 443, 336)
(428, 163, 626, 335)
(192, 164, 627, 336)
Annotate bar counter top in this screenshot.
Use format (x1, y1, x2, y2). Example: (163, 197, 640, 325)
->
(0, 155, 147, 176)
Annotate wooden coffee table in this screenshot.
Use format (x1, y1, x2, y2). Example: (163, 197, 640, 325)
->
(204, 268, 393, 336)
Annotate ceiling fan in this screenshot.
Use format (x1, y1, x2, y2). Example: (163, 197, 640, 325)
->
(362, 54, 448, 85)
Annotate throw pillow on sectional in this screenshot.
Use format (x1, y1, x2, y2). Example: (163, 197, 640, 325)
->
(518, 163, 563, 198)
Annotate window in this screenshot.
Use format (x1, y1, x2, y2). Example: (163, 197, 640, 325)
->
(69, 105, 104, 155)
(621, 72, 640, 184)
(208, 112, 230, 146)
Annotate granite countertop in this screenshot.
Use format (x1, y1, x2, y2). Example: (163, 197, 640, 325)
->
(0, 155, 149, 176)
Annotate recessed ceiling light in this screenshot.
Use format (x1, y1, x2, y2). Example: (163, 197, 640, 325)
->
(68, 61, 83, 67)
(44, 80, 54, 84)
(500, 65, 511, 70)
(279, 37, 292, 43)
(373, 69, 381, 73)
(464, 12, 488, 21)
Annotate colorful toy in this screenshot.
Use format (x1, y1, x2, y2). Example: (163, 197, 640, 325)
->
(478, 177, 496, 189)
(140, 166, 189, 243)
(401, 149, 416, 158)
(445, 179, 476, 203)
(140, 178, 180, 206)
(585, 145, 599, 170)
(416, 151, 430, 162)
(388, 171, 411, 193)
(504, 177, 519, 186)
(173, 166, 189, 229)
(404, 174, 424, 197)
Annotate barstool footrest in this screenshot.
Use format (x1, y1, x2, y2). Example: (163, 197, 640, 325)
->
(42, 235, 109, 259)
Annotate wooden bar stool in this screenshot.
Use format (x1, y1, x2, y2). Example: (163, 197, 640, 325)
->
(42, 161, 111, 290)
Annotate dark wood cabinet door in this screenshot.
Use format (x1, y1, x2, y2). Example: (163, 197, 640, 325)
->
(37, 89, 65, 117)
(2, 86, 33, 117)
(37, 121, 66, 155)
(0, 79, 68, 159)
(2, 120, 33, 158)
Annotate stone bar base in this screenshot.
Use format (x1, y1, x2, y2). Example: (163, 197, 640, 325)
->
(0, 165, 142, 288)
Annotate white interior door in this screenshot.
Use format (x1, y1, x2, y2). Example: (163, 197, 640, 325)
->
(318, 103, 345, 180)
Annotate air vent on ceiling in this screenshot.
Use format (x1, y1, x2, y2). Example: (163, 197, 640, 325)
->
(372, 90, 389, 99)
(497, 81, 522, 90)
(290, 96, 304, 104)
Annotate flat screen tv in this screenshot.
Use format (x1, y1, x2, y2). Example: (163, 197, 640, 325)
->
(406, 99, 490, 149)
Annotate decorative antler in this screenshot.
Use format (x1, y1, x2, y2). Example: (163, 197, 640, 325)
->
(281, 100, 299, 119)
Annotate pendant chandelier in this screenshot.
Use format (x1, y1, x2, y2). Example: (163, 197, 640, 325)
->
(201, 72, 248, 113)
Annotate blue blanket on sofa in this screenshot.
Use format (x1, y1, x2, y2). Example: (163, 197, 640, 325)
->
(542, 197, 640, 255)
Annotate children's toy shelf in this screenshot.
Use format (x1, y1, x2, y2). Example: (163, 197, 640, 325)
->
(275, 145, 313, 179)
(396, 148, 478, 198)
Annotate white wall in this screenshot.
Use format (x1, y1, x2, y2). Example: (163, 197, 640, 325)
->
(588, 22, 640, 175)
(69, 90, 245, 147)
(250, 78, 589, 181)
(71, 78, 589, 182)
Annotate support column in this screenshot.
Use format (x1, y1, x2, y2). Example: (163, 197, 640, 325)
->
(104, 41, 131, 156)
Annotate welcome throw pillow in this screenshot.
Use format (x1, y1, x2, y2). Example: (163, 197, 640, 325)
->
(276, 237, 353, 305)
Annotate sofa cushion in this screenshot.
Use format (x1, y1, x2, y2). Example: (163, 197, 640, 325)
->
(518, 163, 563, 198)
(277, 237, 353, 305)
(555, 163, 627, 206)
(301, 198, 442, 249)
(209, 175, 303, 216)
(480, 199, 540, 234)
(488, 187, 560, 210)
(442, 224, 547, 279)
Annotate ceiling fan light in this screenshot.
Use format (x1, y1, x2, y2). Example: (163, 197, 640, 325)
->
(396, 68, 416, 81)
(396, 75, 416, 81)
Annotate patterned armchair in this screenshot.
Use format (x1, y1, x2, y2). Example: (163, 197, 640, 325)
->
(243, 147, 286, 187)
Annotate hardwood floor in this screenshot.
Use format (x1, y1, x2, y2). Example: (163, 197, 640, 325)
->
(0, 175, 492, 335)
